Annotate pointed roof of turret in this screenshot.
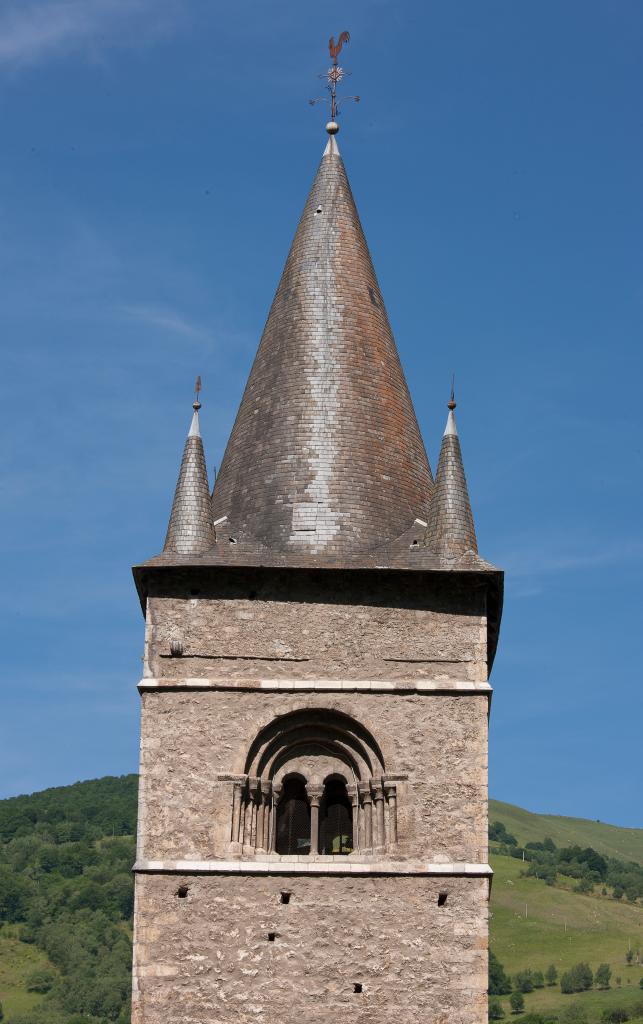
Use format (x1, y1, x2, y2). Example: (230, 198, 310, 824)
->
(163, 389, 214, 555)
(210, 125, 433, 558)
(426, 391, 478, 558)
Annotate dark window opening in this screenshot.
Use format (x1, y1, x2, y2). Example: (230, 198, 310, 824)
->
(280, 891, 291, 904)
(438, 892, 448, 906)
(268, 932, 276, 942)
(176, 885, 189, 899)
(320, 778, 353, 855)
(353, 983, 363, 993)
(276, 777, 311, 855)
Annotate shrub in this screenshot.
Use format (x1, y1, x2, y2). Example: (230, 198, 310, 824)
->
(546, 964, 558, 986)
(490, 952, 512, 996)
(560, 1005, 588, 1023)
(26, 968, 56, 993)
(488, 997, 505, 1019)
(595, 963, 612, 989)
(601, 1011, 630, 1023)
(510, 991, 525, 1014)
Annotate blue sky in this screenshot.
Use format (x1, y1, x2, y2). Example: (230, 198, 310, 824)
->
(0, 0, 641, 826)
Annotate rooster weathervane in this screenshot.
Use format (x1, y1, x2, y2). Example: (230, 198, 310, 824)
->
(309, 31, 360, 127)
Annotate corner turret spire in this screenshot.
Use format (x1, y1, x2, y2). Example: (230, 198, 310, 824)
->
(163, 378, 214, 555)
(427, 387, 478, 558)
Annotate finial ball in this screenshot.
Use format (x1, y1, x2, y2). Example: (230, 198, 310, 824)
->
(447, 400, 456, 411)
(193, 401, 202, 412)
(326, 121, 339, 135)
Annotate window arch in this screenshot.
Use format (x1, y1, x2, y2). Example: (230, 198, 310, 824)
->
(228, 709, 399, 856)
(319, 776, 353, 855)
(275, 776, 311, 856)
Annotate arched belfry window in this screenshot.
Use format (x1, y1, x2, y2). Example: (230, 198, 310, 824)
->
(276, 776, 311, 856)
(320, 777, 353, 855)
(228, 709, 400, 856)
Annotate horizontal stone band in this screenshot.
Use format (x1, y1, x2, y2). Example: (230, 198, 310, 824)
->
(133, 858, 493, 877)
(138, 677, 492, 695)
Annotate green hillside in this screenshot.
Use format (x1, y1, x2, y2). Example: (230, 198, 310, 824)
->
(0, 777, 642, 1023)
(490, 799, 643, 867)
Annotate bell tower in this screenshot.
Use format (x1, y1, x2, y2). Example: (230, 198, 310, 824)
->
(131, 98, 502, 1024)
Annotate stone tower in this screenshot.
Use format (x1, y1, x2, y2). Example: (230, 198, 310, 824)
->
(132, 123, 503, 1024)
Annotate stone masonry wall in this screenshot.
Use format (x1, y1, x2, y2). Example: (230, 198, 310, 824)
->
(143, 568, 488, 683)
(137, 688, 488, 863)
(132, 873, 488, 1024)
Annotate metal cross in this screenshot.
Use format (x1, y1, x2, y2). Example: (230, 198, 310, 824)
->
(309, 31, 360, 123)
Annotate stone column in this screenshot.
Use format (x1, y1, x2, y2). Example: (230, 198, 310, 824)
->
(248, 778, 260, 850)
(269, 783, 282, 852)
(257, 781, 271, 852)
(348, 784, 359, 852)
(373, 783, 386, 850)
(306, 784, 324, 856)
(231, 778, 245, 845)
(358, 782, 373, 851)
(384, 783, 398, 846)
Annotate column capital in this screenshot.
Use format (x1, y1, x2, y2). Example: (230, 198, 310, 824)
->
(384, 782, 397, 798)
(306, 783, 324, 806)
(358, 781, 372, 802)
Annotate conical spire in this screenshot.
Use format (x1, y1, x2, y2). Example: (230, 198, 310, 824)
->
(163, 386, 214, 555)
(212, 128, 433, 557)
(427, 390, 477, 557)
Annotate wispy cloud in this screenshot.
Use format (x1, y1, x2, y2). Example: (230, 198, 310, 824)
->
(0, 0, 181, 68)
(119, 303, 213, 342)
(502, 538, 643, 582)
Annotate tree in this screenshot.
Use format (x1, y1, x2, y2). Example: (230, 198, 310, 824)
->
(546, 964, 558, 986)
(514, 969, 535, 993)
(488, 997, 505, 1019)
(626, 948, 634, 964)
(0, 1000, 3, 1022)
(532, 970, 545, 989)
(595, 963, 612, 989)
(639, 976, 643, 989)
(510, 991, 525, 1014)
(561, 963, 593, 994)
(489, 952, 512, 995)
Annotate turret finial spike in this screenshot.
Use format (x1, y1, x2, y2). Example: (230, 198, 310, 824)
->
(448, 374, 456, 411)
(193, 374, 202, 412)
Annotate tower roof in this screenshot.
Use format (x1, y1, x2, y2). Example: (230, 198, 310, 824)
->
(426, 397, 478, 558)
(210, 129, 434, 558)
(163, 399, 214, 555)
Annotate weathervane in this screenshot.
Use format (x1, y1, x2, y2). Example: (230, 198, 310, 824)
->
(309, 31, 360, 129)
(194, 375, 202, 412)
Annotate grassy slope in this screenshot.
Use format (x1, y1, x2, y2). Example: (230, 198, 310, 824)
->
(490, 852, 643, 1021)
(490, 799, 643, 865)
(0, 926, 55, 1018)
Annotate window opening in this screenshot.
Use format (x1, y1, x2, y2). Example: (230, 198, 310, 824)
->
(438, 892, 448, 906)
(320, 778, 353, 855)
(276, 777, 311, 856)
(353, 983, 363, 993)
(280, 892, 291, 904)
(176, 885, 189, 899)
